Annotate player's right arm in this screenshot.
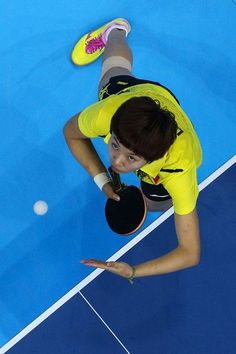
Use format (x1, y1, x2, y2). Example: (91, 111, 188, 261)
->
(63, 113, 119, 201)
(63, 112, 107, 177)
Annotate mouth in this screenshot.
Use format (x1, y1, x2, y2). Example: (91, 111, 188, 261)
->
(111, 166, 122, 173)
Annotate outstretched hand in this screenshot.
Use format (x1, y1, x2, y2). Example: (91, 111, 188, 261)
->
(80, 259, 133, 279)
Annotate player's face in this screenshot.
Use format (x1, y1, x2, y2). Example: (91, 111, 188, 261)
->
(107, 134, 147, 173)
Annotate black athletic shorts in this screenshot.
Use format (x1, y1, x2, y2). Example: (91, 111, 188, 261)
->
(99, 75, 179, 104)
(141, 181, 171, 201)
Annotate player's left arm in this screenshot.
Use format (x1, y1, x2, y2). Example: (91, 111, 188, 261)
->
(81, 209, 201, 278)
(132, 208, 200, 277)
(174, 208, 201, 266)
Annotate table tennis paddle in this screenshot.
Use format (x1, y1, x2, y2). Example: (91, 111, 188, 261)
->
(105, 167, 147, 235)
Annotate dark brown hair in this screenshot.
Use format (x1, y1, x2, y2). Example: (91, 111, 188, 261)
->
(110, 96, 178, 162)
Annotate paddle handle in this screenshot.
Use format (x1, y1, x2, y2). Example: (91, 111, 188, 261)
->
(108, 166, 123, 192)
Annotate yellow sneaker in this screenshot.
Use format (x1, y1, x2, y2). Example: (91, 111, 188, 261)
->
(71, 18, 131, 66)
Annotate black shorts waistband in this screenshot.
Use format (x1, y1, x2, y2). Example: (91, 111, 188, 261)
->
(99, 75, 180, 104)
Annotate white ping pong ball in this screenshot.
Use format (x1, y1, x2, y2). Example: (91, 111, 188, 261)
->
(33, 200, 48, 216)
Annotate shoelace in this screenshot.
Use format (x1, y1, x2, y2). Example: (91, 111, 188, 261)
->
(86, 34, 105, 54)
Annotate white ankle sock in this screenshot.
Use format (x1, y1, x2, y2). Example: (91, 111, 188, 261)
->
(103, 24, 128, 42)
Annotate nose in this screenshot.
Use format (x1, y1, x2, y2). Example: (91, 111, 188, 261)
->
(113, 154, 125, 168)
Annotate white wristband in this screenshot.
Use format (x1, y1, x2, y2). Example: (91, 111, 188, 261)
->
(93, 172, 111, 190)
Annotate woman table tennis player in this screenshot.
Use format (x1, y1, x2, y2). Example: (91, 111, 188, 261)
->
(64, 19, 202, 283)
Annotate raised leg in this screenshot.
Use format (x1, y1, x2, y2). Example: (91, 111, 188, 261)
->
(98, 29, 133, 93)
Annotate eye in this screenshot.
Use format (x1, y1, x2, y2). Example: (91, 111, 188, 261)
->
(111, 142, 119, 150)
(128, 155, 136, 162)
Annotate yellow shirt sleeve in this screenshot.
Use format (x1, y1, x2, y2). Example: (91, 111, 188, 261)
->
(78, 100, 112, 138)
(164, 166, 199, 215)
(78, 94, 132, 138)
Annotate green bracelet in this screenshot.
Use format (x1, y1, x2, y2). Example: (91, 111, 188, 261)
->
(127, 266, 136, 284)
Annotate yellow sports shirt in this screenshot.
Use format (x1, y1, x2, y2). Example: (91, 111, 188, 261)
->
(78, 83, 202, 215)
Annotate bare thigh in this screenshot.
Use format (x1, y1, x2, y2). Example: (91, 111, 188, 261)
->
(145, 197, 173, 213)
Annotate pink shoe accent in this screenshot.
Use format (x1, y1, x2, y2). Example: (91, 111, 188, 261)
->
(85, 34, 106, 54)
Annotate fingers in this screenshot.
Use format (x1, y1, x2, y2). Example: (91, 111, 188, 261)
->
(80, 259, 132, 278)
(80, 259, 115, 270)
(110, 192, 120, 202)
(102, 183, 120, 201)
(80, 259, 104, 266)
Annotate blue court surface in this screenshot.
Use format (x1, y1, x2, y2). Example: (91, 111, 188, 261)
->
(1, 0, 236, 353)
(2, 159, 236, 354)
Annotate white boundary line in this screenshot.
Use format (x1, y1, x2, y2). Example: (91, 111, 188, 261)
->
(1, 154, 235, 354)
(78, 291, 131, 354)
(199, 155, 236, 191)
